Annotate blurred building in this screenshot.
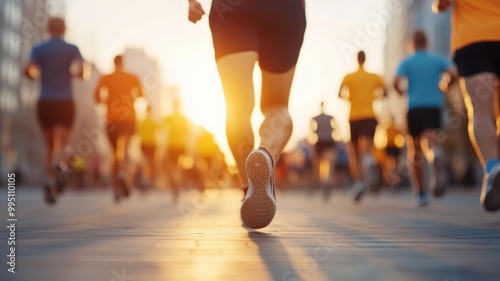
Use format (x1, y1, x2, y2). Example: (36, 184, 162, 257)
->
(124, 47, 163, 120)
(384, 0, 480, 185)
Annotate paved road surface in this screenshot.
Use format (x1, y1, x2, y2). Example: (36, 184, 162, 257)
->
(0, 187, 499, 281)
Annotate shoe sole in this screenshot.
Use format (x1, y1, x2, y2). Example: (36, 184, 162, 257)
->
(241, 151, 276, 229)
(482, 172, 500, 212)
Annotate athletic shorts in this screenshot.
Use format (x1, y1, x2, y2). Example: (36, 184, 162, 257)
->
(453, 42, 500, 78)
(407, 108, 441, 137)
(350, 118, 377, 142)
(37, 100, 75, 130)
(315, 141, 335, 157)
(106, 120, 136, 150)
(385, 147, 400, 158)
(166, 147, 185, 165)
(209, 0, 306, 73)
(141, 144, 156, 160)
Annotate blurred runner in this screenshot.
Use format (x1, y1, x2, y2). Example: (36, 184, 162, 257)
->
(382, 116, 404, 191)
(24, 17, 88, 204)
(311, 101, 337, 187)
(138, 105, 159, 190)
(394, 30, 457, 206)
(94, 55, 144, 202)
(339, 51, 386, 203)
(188, 0, 306, 228)
(433, 0, 500, 212)
(196, 128, 220, 189)
(163, 100, 190, 200)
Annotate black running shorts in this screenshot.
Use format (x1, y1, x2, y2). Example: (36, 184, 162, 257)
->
(37, 99, 75, 130)
(349, 118, 377, 142)
(209, 0, 306, 73)
(453, 42, 500, 78)
(106, 120, 136, 150)
(315, 141, 335, 157)
(407, 108, 442, 137)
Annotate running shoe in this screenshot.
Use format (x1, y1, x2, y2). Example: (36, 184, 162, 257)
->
(353, 181, 366, 203)
(363, 156, 381, 192)
(43, 179, 57, 205)
(431, 154, 448, 198)
(241, 148, 276, 229)
(53, 164, 68, 194)
(480, 160, 500, 212)
(114, 172, 131, 202)
(417, 192, 429, 207)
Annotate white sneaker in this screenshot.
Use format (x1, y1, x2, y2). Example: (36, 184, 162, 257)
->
(241, 149, 276, 229)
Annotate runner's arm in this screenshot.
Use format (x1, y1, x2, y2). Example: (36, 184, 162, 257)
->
(23, 62, 38, 80)
(73, 60, 90, 80)
(135, 77, 145, 98)
(432, 0, 451, 13)
(439, 67, 459, 93)
(94, 78, 104, 103)
(393, 76, 405, 96)
(338, 78, 348, 99)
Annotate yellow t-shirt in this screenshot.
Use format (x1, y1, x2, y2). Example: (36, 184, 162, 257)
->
(341, 68, 384, 121)
(138, 116, 159, 146)
(452, 0, 500, 51)
(164, 112, 189, 148)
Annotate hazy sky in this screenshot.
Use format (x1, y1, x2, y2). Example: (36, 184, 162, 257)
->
(65, 0, 389, 161)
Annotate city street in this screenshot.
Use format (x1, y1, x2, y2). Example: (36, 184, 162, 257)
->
(1, 187, 499, 281)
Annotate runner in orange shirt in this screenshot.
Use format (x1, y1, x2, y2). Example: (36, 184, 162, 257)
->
(339, 51, 387, 203)
(95, 55, 144, 201)
(433, 0, 500, 212)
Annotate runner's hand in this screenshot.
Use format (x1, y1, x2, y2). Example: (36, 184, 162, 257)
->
(432, 0, 451, 13)
(439, 80, 451, 93)
(188, 0, 205, 23)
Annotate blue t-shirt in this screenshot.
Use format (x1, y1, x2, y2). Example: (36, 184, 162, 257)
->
(396, 51, 454, 109)
(30, 38, 83, 100)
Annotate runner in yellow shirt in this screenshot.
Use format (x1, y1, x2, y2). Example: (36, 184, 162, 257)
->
(138, 106, 159, 189)
(339, 51, 386, 203)
(163, 101, 191, 199)
(433, 0, 500, 212)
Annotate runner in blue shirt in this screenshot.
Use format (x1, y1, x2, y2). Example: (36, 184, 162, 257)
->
(393, 30, 457, 206)
(24, 17, 89, 204)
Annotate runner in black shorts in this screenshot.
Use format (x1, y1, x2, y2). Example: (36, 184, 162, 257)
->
(188, 0, 306, 229)
(349, 119, 377, 144)
(394, 30, 457, 206)
(434, 0, 500, 212)
(37, 100, 75, 130)
(25, 17, 88, 204)
(339, 51, 386, 202)
(311, 102, 337, 187)
(95, 55, 144, 202)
